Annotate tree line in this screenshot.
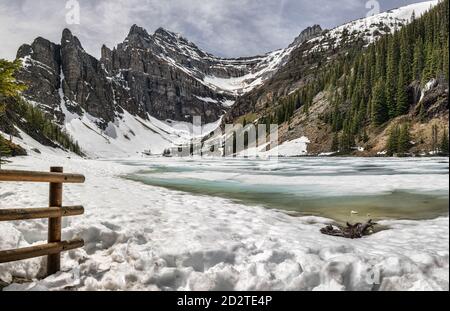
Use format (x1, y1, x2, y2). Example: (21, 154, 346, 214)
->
(260, 0, 449, 154)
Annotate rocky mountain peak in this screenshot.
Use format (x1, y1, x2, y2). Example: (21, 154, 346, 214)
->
(154, 27, 177, 37)
(61, 28, 84, 50)
(124, 24, 152, 48)
(17, 37, 48, 59)
(152, 27, 205, 56)
(291, 24, 323, 47)
(101, 44, 112, 59)
(16, 44, 33, 59)
(128, 24, 151, 38)
(153, 27, 187, 43)
(16, 36, 61, 74)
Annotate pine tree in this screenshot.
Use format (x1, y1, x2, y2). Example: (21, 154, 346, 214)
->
(440, 129, 449, 155)
(397, 124, 412, 154)
(387, 126, 400, 156)
(418, 103, 426, 123)
(0, 59, 26, 116)
(396, 68, 409, 116)
(443, 36, 449, 81)
(385, 37, 399, 118)
(0, 59, 26, 98)
(375, 39, 387, 80)
(339, 121, 354, 154)
(331, 132, 339, 152)
(422, 41, 435, 83)
(412, 38, 424, 80)
(400, 30, 412, 83)
(372, 79, 388, 125)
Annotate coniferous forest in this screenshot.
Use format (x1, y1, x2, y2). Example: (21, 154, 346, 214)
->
(260, 0, 448, 155)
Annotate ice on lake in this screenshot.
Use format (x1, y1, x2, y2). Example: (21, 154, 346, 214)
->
(1, 155, 448, 291)
(125, 157, 449, 223)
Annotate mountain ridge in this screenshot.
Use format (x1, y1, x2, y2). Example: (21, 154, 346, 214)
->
(220, 0, 447, 157)
(13, 18, 325, 132)
(3, 0, 446, 158)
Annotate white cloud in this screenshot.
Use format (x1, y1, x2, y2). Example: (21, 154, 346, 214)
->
(0, 0, 424, 60)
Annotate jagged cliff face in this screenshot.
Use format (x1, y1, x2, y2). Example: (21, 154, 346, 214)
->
(16, 28, 229, 126)
(290, 25, 323, 47)
(16, 38, 62, 118)
(15, 24, 316, 128)
(11, 0, 445, 157)
(11, 23, 325, 156)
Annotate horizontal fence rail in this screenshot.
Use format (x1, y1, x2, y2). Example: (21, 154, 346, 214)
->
(0, 170, 85, 183)
(0, 167, 85, 276)
(0, 239, 84, 264)
(0, 206, 84, 222)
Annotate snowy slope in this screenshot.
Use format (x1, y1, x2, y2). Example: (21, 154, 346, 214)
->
(60, 108, 223, 158)
(265, 137, 310, 157)
(202, 47, 296, 96)
(12, 95, 221, 159)
(307, 0, 438, 53)
(37, 62, 222, 159)
(150, 27, 296, 96)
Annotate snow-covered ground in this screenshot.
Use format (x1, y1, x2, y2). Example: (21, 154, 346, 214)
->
(266, 137, 310, 157)
(0, 153, 448, 291)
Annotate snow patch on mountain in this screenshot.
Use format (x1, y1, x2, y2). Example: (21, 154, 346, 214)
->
(308, 0, 438, 53)
(266, 137, 311, 157)
(420, 79, 438, 102)
(54, 84, 220, 158)
(60, 108, 223, 158)
(147, 27, 299, 96)
(190, 1, 437, 95)
(203, 47, 296, 95)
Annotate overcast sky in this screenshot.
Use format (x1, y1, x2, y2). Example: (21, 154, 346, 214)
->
(0, 0, 429, 60)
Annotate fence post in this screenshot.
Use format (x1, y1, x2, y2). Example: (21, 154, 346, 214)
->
(47, 167, 63, 275)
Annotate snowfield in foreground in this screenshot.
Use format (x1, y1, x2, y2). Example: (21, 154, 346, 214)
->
(0, 154, 448, 291)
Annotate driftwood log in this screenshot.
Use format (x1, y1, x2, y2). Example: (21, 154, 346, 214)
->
(320, 220, 377, 239)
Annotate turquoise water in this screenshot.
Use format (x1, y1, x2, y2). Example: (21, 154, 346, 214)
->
(120, 157, 449, 223)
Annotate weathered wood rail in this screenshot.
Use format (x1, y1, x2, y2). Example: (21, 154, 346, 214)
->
(0, 167, 85, 276)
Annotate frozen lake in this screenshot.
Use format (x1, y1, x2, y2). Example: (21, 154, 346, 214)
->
(125, 157, 449, 223)
(1, 155, 448, 290)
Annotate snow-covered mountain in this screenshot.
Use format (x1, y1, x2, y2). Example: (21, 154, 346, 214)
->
(306, 0, 438, 54)
(14, 23, 323, 157)
(16, 23, 324, 125)
(116, 25, 321, 97)
(11, 0, 440, 158)
(225, 0, 439, 124)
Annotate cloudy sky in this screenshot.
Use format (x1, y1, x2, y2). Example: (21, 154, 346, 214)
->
(0, 0, 429, 60)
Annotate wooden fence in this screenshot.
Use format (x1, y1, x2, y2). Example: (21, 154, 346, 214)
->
(0, 167, 85, 276)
